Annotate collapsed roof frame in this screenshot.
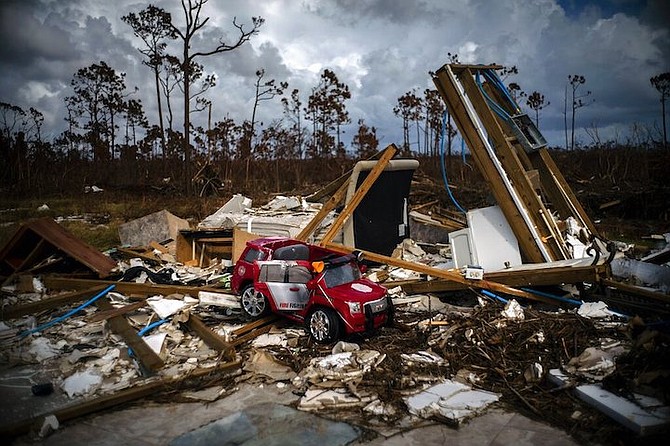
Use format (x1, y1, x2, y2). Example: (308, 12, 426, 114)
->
(432, 64, 600, 263)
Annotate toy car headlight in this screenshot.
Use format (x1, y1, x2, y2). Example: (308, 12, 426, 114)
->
(347, 301, 362, 314)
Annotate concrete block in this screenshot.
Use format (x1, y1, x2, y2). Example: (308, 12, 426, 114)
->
(549, 369, 670, 435)
(118, 210, 189, 247)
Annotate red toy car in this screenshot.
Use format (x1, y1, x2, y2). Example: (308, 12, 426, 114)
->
(231, 238, 393, 343)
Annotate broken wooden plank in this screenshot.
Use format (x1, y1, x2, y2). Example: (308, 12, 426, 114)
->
(0, 218, 117, 278)
(232, 315, 280, 337)
(149, 241, 169, 254)
(95, 296, 164, 372)
(601, 278, 670, 305)
(397, 264, 605, 294)
(116, 247, 163, 264)
(187, 313, 235, 360)
(87, 300, 147, 323)
(326, 242, 555, 304)
(319, 144, 397, 245)
(1, 285, 108, 320)
(0, 359, 242, 439)
(296, 178, 350, 241)
(230, 323, 274, 347)
(43, 276, 221, 296)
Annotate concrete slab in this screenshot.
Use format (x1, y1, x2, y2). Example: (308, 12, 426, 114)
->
(169, 403, 359, 446)
(10, 383, 580, 446)
(548, 368, 670, 435)
(366, 409, 577, 446)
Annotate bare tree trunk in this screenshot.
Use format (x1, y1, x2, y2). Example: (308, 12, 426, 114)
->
(183, 55, 192, 195)
(564, 84, 569, 150)
(662, 98, 667, 149)
(154, 66, 167, 161)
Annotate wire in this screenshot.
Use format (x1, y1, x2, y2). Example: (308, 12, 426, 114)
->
(440, 110, 467, 215)
(18, 285, 116, 338)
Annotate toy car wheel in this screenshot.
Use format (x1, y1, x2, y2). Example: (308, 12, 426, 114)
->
(307, 307, 340, 344)
(240, 285, 268, 319)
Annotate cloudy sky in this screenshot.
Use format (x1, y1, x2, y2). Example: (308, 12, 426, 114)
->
(1, 0, 668, 150)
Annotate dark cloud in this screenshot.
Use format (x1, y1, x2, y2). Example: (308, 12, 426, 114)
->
(0, 0, 667, 146)
(310, 0, 447, 25)
(0, 2, 76, 65)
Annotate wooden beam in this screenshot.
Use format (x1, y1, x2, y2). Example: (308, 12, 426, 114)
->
(456, 68, 566, 261)
(0, 359, 241, 439)
(325, 242, 556, 304)
(232, 315, 279, 337)
(432, 67, 547, 263)
(531, 148, 599, 236)
(296, 178, 350, 241)
(116, 247, 163, 264)
(95, 296, 164, 372)
(319, 144, 397, 245)
(601, 279, 670, 305)
(398, 264, 605, 294)
(230, 323, 274, 347)
(187, 314, 235, 360)
(43, 276, 221, 296)
(2, 285, 107, 320)
(87, 300, 147, 323)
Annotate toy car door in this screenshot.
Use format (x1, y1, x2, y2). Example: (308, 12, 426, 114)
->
(257, 260, 312, 311)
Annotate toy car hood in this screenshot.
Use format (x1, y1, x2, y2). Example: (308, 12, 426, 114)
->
(321, 277, 387, 302)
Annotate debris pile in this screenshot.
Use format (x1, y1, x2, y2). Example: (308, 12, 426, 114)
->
(2, 143, 670, 443)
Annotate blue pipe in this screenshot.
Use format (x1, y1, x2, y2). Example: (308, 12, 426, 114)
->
(19, 285, 116, 338)
(520, 287, 582, 306)
(520, 287, 629, 318)
(480, 289, 508, 304)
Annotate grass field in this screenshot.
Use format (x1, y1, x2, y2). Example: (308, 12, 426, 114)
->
(0, 192, 230, 250)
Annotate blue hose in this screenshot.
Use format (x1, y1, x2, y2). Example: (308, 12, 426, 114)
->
(129, 318, 169, 358)
(440, 110, 467, 214)
(138, 318, 169, 336)
(19, 285, 116, 338)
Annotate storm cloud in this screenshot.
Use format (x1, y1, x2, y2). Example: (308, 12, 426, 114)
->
(0, 0, 668, 147)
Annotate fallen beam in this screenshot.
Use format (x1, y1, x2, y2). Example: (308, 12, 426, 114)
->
(87, 300, 147, 323)
(230, 324, 274, 347)
(319, 144, 397, 245)
(0, 359, 241, 439)
(43, 276, 221, 296)
(95, 297, 164, 373)
(601, 279, 670, 305)
(397, 264, 605, 294)
(296, 178, 350, 241)
(325, 242, 556, 304)
(187, 314, 235, 361)
(2, 285, 107, 320)
(232, 315, 280, 337)
(230, 315, 280, 347)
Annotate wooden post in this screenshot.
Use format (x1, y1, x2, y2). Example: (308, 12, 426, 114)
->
(319, 144, 397, 245)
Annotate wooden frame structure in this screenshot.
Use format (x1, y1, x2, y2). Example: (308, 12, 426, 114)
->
(432, 64, 599, 264)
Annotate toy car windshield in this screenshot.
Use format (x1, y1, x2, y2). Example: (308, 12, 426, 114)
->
(323, 262, 361, 288)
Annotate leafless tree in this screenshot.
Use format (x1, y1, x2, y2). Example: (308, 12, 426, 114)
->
(650, 72, 670, 148)
(169, 0, 263, 194)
